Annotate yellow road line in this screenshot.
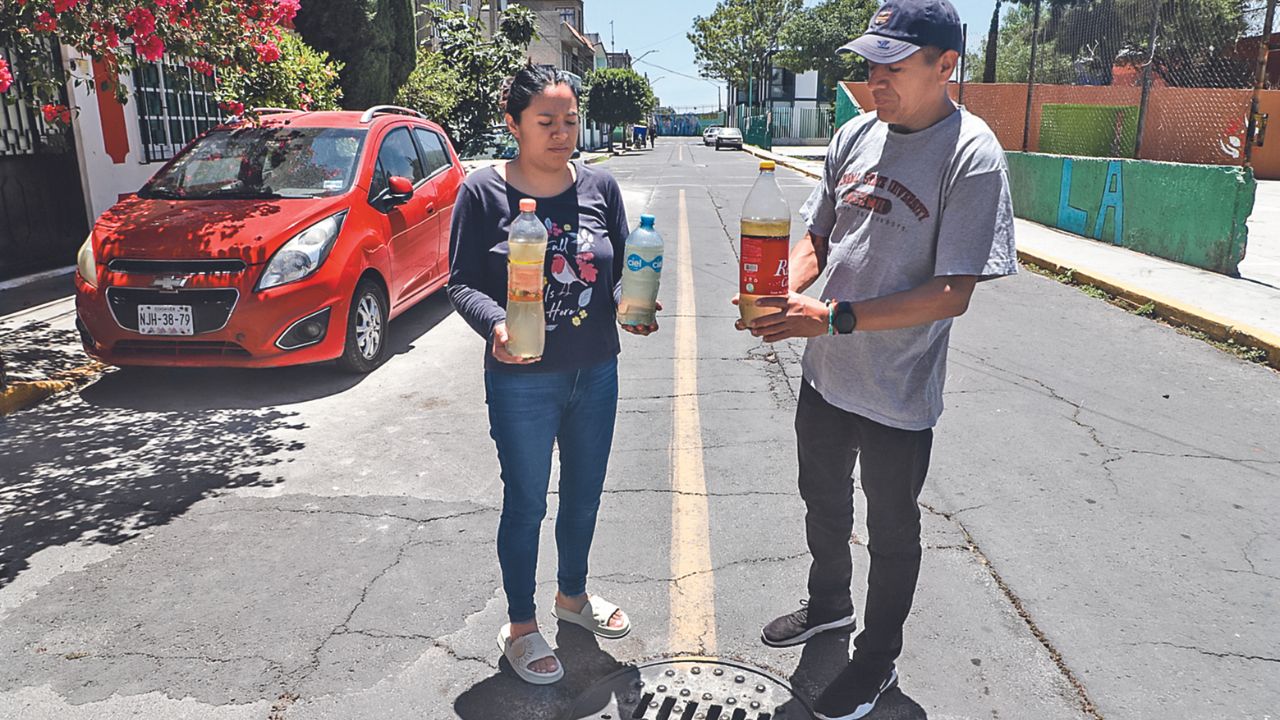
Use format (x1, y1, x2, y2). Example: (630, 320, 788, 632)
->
(669, 188, 717, 654)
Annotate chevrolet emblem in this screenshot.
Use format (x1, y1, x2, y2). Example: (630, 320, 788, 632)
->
(152, 275, 189, 292)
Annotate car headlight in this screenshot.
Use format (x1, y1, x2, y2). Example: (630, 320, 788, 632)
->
(257, 211, 347, 291)
(77, 235, 97, 288)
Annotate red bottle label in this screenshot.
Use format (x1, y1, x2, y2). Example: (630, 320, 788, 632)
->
(740, 235, 789, 295)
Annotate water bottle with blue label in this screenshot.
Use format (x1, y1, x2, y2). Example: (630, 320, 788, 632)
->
(619, 214, 663, 327)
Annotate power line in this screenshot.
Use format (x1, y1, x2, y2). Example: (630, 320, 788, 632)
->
(633, 29, 689, 51)
(635, 58, 718, 85)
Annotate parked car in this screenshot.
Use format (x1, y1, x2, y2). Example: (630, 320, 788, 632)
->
(715, 127, 744, 151)
(702, 126, 723, 146)
(74, 105, 465, 373)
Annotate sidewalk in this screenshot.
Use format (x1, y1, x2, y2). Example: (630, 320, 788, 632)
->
(0, 271, 103, 414)
(460, 148, 613, 173)
(755, 144, 1280, 369)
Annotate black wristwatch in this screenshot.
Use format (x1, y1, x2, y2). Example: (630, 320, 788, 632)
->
(834, 301, 858, 334)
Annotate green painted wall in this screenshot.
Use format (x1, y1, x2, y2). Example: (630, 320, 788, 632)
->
(1040, 104, 1138, 157)
(835, 83, 862, 129)
(1006, 152, 1256, 275)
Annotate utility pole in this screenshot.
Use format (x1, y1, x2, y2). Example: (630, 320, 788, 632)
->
(1246, 0, 1277, 168)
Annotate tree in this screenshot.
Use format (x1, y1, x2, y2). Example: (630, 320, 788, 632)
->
(219, 31, 345, 113)
(395, 49, 462, 124)
(293, 0, 416, 110)
(1045, 0, 1251, 87)
(0, 0, 301, 114)
(582, 68, 655, 150)
(983, 0, 1003, 83)
(971, 0, 1252, 88)
(688, 0, 803, 100)
(776, 0, 878, 90)
(968, 3, 1074, 83)
(430, 5, 536, 156)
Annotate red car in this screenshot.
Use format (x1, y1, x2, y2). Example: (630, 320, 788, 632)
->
(74, 105, 464, 372)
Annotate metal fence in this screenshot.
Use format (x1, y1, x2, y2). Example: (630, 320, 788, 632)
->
(732, 102, 835, 149)
(769, 104, 835, 142)
(959, 0, 1277, 170)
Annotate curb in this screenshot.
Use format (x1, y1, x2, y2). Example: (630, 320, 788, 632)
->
(742, 144, 1280, 371)
(0, 266, 74, 292)
(1015, 249, 1280, 369)
(743, 144, 821, 177)
(0, 362, 106, 416)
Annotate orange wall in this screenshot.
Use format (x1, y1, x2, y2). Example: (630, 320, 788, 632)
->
(1252, 90, 1280, 180)
(840, 82, 1280, 180)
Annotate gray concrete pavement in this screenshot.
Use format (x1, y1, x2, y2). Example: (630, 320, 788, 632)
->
(1, 139, 1277, 719)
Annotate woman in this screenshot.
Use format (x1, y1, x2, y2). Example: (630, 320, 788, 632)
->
(448, 64, 659, 685)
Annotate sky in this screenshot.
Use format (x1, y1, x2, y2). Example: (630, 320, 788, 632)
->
(589, 0, 1000, 109)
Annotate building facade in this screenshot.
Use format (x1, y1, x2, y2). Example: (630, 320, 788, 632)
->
(729, 67, 835, 145)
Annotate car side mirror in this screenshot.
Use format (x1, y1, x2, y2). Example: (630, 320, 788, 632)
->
(385, 176, 414, 206)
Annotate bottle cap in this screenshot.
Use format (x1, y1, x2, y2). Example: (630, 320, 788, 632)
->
(759, 160, 776, 171)
(640, 214, 656, 228)
(519, 198, 537, 213)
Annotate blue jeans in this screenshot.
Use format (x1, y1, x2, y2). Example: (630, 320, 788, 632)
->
(484, 359, 619, 624)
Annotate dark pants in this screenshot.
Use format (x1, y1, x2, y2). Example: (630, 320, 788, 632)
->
(485, 359, 619, 624)
(796, 380, 933, 675)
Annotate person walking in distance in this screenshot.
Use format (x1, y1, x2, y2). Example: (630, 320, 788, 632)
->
(736, 0, 1017, 717)
(448, 64, 660, 686)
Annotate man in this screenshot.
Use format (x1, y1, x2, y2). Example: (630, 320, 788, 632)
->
(736, 1, 1017, 718)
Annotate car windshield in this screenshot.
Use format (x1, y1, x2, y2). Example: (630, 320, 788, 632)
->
(141, 127, 367, 200)
(721, 128, 742, 137)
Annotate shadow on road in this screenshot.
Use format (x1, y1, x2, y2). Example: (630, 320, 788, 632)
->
(0, 381, 301, 589)
(0, 293, 454, 590)
(782, 631, 928, 719)
(1, 322, 87, 381)
(454, 621, 639, 720)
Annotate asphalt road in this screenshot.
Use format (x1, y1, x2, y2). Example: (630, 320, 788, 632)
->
(1, 139, 1278, 720)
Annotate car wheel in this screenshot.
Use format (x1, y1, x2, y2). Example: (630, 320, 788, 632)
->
(715, 141, 721, 150)
(337, 278, 389, 373)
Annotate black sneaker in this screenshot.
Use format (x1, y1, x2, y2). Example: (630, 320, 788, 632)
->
(814, 664, 898, 720)
(760, 600, 856, 648)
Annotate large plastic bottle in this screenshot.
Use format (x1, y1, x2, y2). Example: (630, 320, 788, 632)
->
(739, 160, 791, 325)
(619, 214, 663, 327)
(506, 198, 548, 359)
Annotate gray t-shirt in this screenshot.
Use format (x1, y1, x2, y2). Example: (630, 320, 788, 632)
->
(800, 106, 1017, 430)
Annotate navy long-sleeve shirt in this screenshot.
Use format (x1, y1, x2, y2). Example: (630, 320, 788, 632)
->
(447, 162, 630, 373)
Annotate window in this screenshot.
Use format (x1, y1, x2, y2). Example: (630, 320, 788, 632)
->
(142, 127, 367, 200)
(133, 58, 220, 163)
(558, 7, 578, 30)
(413, 128, 452, 177)
(769, 68, 796, 102)
(370, 126, 425, 200)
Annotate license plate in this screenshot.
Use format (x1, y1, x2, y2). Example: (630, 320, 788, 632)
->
(137, 304, 194, 336)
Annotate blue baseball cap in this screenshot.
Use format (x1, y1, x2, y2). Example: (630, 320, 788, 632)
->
(838, 0, 964, 64)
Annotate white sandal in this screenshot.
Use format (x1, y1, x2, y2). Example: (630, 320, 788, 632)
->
(497, 624, 564, 685)
(553, 595, 632, 639)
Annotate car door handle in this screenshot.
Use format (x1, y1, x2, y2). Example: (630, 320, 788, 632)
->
(426, 205, 437, 216)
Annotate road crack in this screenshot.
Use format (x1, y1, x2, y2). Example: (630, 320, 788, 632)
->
(920, 501, 1103, 719)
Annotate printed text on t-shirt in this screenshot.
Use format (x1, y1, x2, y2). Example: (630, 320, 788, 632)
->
(837, 171, 930, 221)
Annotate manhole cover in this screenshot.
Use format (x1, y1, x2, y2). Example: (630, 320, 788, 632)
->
(565, 657, 811, 720)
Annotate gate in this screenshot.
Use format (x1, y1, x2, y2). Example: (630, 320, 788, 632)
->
(0, 42, 90, 281)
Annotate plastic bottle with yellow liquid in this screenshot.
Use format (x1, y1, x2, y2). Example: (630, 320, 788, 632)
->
(739, 160, 791, 325)
(506, 198, 548, 358)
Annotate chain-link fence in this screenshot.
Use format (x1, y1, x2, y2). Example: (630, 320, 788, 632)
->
(956, 0, 1278, 176)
